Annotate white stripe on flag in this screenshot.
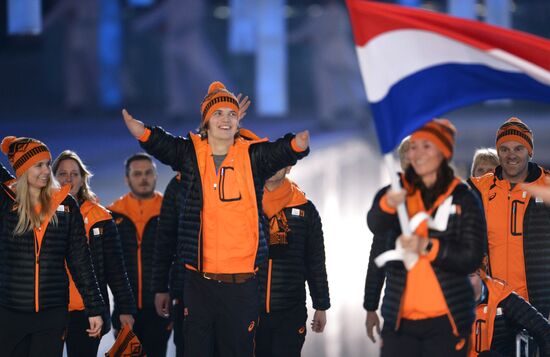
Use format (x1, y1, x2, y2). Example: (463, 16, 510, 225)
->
(356, 29, 524, 102)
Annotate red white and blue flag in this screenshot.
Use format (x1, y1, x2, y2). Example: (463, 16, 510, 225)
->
(346, 0, 550, 153)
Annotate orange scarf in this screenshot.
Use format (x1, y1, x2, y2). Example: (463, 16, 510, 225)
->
(263, 178, 308, 246)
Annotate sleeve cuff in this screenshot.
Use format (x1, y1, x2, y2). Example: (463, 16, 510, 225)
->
(138, 127, 151, 142)
(379, 193, 397, 214)
(290, 138, 306, 153)
(312, 298, 331, 311)
(425, 238, 440, 262)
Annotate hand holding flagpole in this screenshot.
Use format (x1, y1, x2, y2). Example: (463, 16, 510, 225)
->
(373, 154, 419, 270)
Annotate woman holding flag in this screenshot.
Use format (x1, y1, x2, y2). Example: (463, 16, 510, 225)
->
(366, 119, 485, 356)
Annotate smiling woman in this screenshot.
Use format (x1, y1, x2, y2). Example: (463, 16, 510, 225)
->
(365, 119, 485, 357)
(52, 150, 136, 357)
(0, 136, 105, 357)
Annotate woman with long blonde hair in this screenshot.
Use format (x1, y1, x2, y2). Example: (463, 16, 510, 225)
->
(0, 136, 104, 357)
(53, 150, 135, 357)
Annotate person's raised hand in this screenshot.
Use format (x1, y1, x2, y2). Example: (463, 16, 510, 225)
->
(236, 93, 251, 121)
(122, 109, 145, 139)
(295, 130, 310, 150)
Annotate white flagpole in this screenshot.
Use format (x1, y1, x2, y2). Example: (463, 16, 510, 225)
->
(374, 153, 419, 270)
(383, 153, 411, 236)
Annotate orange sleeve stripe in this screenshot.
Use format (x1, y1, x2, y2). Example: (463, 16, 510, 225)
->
(138, 128, 152, 142)
(379, 193, 397, 214)
(426, 238, 440, 262)
(290, 138, 306, 153)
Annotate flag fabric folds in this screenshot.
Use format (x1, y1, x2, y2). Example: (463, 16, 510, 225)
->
(346, 0, 550, 153)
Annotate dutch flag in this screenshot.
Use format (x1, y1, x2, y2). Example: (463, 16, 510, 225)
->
(346, 0, 550, 153)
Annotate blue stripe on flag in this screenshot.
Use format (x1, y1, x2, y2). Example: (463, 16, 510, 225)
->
(370, 63, 550, 153)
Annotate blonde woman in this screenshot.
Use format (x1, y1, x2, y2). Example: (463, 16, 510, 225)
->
(470, 148, 499, 178)
(53, 150, 135, 357)
(0, 137, 104, 357)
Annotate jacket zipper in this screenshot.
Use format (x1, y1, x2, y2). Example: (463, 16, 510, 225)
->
(266, 259, 273, 313)
(137, 241, 142, 309)
(34, 230, 40, 312)
(506, 191, 510, 283)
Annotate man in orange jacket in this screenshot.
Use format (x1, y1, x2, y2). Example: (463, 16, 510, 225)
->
(108, 153, 170, 357)
(468, 117, 550, 319)
(121, 81, 310, 357)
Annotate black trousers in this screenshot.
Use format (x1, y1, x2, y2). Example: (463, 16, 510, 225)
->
(112, 307, 172, 357)
(255, 305, 307, 357)
(65, 310, 100, 357)
(183, 270, 259, 357)
(0, 306, 68, 357)
(172, 300, 185, 357)
(381, 315, 469, 357)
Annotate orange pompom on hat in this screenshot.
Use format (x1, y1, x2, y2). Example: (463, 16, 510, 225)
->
(200, 81, 240, 126)
(1, 136, 52, 177)
(410, 118, 456, 160)
(496, 117, 533, 156)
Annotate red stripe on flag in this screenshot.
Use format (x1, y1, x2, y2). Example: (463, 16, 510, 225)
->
(346, 0, 550, 70)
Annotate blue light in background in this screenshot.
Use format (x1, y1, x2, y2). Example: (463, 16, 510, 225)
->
(398, 0, 420, 7)
(8, 0, 41, 35)
(256, 0, 287, 116)
(229, 0, 257, 54)
(127, 0, 155, 7)
(486, 0, 511, 28)
(448, 0, 476, 19)
(98, 0, 122, 108)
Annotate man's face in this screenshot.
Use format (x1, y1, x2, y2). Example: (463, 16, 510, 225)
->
(497, 140, 530, 183)
(206, 107, 239, 142)
(126, 159, 157, 199)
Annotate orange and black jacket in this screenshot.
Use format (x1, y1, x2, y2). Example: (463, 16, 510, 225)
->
(258, 200, 330, 313)
(108, 192, 162, 311)
(0, 186, 105, 316)
(364, 189, 399, 313)
(138, 126, 309, 272)
(151, 174, 185, 301)
(471, 277, 550, 357)
(468, 162, 550, 317)
(74, 199, 136, 334)
(367, 181, 485, 337)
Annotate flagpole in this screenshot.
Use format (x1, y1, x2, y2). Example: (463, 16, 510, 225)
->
(383, 153, 411, 236)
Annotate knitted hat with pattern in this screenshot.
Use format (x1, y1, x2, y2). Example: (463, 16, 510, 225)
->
(200, 81, 239, 126)
(1, 136, 52, 177)
(410, 119, 456, 160)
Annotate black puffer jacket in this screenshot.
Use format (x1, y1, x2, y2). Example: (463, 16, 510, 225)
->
(109, 194, 161, 311)
(79, 200, 136, 333)
(151, 174, 185, 300)
(258, 200, 330, 312)
(485, 287, 550, 356)
(363, 224, 396, 311)
(0, 188, 104, 316)
(0, 163, 14, 184)
(139, 127, 309, 272)
(367, 182, 485, 337)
